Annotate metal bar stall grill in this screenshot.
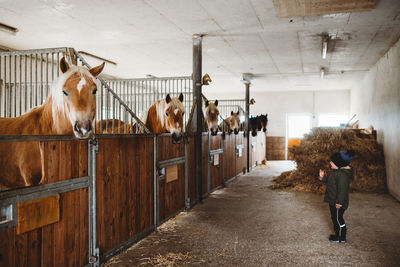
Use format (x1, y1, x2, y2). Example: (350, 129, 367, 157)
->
(72, 50, 151, 135)
(101, 76, 193, 132)
(0, 48, 70, 118)
(209, 99, 246, 132)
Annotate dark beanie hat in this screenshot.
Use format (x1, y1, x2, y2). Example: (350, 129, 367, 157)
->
(330, 150, 355, 168)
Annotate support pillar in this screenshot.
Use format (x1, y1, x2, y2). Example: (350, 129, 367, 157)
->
(245, 81, 250, 172)
(193, 35, 203, 203)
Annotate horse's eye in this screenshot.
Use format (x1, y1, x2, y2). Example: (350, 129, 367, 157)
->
(230, 120, 233, 123)
(92, 88, 97, 95)
(165, 112, 169, 117)
(63, 91, 68, 96)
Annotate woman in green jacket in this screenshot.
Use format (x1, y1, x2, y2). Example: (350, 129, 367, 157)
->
(319, 150, 354, 243)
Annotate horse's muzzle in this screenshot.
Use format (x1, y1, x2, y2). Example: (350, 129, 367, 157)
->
(74, 121, 93, 139)
(211, 129, 218, 136)
(234, 129, 239, 135)
(251, 131, 257, 137)
(263, 128, 267, 132)
(172, 133, 182, 144)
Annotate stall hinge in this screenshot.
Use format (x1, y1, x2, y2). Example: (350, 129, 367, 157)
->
(90, 138, 99, 154)
(89, 248, 100, 266)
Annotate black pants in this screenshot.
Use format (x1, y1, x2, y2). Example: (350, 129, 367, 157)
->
(329, 205, 347, 239)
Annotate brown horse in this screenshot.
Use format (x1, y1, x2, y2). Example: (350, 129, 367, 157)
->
(140, 93, 185, 143)
(0, 57, 104, 188)
(259, 114, 268, 132)
(220, 110, 240, 135)
(204, 100, 219, 136)
(96, 119, 133, 134)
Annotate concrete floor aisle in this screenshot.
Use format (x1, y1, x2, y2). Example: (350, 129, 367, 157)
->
(104, 161, 400, 267)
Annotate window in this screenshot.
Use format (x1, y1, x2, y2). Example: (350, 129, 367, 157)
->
(287, 114, 312, 138)
(318, 114, 349, 127)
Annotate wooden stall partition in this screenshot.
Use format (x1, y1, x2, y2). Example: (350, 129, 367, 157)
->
(209, 134, 223, 191)
(202, 134, 209, 196)
(0, 140, 89, 267)
(250, 135, 257, 167)
(96, 136, 154, 258)
(223, 134, 236, 181)
(235, 133, 245, 176)
(257, 132, 267, 164)
(157, 135, 185, 223)
(187, 135, 197, 205)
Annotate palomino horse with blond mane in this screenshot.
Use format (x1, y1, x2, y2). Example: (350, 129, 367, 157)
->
(96, 119, 133, 134)
(204, 100, 219, 136)
(0, 57, 105, 188)
(220, 110, 240, 135)
(140, 93, 185, 143)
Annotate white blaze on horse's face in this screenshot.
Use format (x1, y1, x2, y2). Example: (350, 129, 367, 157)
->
(205, 100, 219, 136)
(63, 73, 97, 138)
(229, 111, 240, 134)
(56, 58, 105, 139)
(164, 93, 185, 143)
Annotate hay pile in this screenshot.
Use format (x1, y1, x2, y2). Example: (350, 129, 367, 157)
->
(270, 127, 386, 194)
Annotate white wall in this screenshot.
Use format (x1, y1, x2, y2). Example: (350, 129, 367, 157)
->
(205, 90, 350, 137)
(351, 39, 400, 201)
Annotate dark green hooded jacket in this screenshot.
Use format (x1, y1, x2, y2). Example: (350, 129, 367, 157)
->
(321, 166, 353, 210)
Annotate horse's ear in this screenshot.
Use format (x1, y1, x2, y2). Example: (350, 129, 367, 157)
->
(60, 57, 70, 73)
(166, 94, 171, 104)
(89, 62, 105, 77)
(231, 111, 234, 115)
(178, 93, 184, 102)
(205, 100, 209, 107)
(214, 100, 218, 107)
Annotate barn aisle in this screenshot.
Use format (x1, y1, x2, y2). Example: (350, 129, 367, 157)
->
(103, 161, 400, 266)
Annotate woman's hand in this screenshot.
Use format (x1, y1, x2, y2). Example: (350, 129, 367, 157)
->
(335, 204, 342, 209)
(319, 169, 325, 180)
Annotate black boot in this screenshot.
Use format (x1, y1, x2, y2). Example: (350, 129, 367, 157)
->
(330, 226, 346, 243)
(340, 226, 347, 243)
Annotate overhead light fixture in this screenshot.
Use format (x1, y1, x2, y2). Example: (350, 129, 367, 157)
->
(0, 22, 18, 34)
(320, 67, 325, 79)
(322, 36, 328, 59)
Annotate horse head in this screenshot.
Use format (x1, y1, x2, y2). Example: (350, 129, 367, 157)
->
(249, 117, 258, 137)
(52, 57, 104, 139)
(204, 100, 219, 136)
(228, 110, 240, 135)
(260, 114, 268, 132)
(164, 93, 185, 143)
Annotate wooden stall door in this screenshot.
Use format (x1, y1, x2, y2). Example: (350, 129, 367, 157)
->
(202, 134, 209, 197)
(257, 132, 266, 164)
(157, 135, 185, 223)
(236, 133, 245, 176)
(187, 136, 197, 205)
(96, 137, 154, 258)
(0, 140, 89, 267)
(209, 134, 223, 191)
(250, 135, 257, 167)
(223, 134, 236, 181)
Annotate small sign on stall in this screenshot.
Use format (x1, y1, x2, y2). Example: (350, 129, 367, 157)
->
(166, 165, 178, 183)
(213, 154, 219, 166)
(17, 194, 60, 234)
(238, 148, 242, 157)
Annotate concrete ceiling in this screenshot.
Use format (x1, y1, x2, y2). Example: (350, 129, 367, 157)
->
(0, 0, 399, 94)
